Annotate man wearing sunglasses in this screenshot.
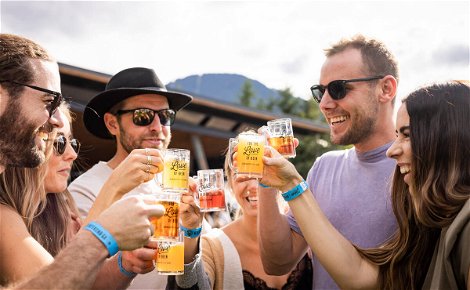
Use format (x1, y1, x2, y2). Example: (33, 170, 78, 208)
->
(69, 67, 194, 289)
(0, 34, 164, 290)
(258, 35, 399, 290)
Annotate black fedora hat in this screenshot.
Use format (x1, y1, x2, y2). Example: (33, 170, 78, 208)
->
(83, 67, 193, 139)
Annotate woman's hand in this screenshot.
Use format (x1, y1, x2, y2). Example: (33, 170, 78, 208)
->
(179, 177, 203, 229)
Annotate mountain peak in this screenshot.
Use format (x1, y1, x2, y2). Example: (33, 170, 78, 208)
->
(167, 73, 280, 104)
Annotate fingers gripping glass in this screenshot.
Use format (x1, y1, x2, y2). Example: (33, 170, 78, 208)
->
(54, 135, 81, 155)
(116, 108, 176, 126)
(0, 80, 63, 117)
(310, 76, 384, 103)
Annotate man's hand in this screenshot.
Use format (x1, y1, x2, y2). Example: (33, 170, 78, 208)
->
(94, 195, 165, 251)
(121, 240, 158, 274)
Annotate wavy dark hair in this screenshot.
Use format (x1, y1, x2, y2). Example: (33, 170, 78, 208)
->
(358, 81, 470, 289)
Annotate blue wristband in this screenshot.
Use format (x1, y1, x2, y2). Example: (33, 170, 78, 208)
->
(259, 182, 270, 188)
(180, 225, 202, 238)
(282, 181, 308, 202)
(84, 221, 119, 257)
(118, 252, 137, 278)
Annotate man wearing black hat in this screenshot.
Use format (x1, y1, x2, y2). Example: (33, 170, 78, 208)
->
(69, 67, 194, 288)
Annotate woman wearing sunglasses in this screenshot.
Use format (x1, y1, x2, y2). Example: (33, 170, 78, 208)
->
(0, 104, 155, 287)
(258, 81, 469, 290)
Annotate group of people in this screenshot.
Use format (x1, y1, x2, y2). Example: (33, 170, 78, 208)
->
(0, 32, 468, 290)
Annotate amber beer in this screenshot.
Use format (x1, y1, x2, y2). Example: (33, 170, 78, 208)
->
(268, 135, 295, 157)
(155, 240, 184, 275)
(235, 133, 265, 178)
(163, 149, 190, 191)
(267, 118, 296, 158)
(150, 199, 180, 240)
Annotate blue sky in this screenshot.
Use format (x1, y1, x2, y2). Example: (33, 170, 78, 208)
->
(1, 0, 469, 109)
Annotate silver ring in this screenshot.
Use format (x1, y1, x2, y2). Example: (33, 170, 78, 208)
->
(146, 155, 152, 165)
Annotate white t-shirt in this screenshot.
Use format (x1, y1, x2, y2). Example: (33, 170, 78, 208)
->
(69, 161, 168, 289)
(69, 161, 161, 218)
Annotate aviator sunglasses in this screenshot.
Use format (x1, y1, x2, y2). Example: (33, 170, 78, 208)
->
(116, 108, 176, 127)
(54, 135, 81, 155)
(0, 80, 63, 117)
(310, 75, 384, 103)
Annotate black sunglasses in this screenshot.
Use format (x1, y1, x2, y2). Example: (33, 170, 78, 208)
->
(0, 80, 63, 117)
(116, 108, 176, 127)
(310, 75, 384, 103)
(53, 135, 80, 155)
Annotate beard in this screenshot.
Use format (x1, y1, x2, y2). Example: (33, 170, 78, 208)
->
(118, 125, 171, 154)
(0, 99, 45, 168)
(332, 92, 379, 146)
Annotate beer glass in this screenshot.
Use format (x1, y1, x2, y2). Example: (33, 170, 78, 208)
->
(155, 231, 184, 275)
(163, 149, 190, 191)
(196, 169, 226, 212)
(267, 118, 296, 158)
(229, 132, 265, 179)
(150, 191, 181, 241)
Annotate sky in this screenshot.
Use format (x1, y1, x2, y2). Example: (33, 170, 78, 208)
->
(1, 0, 469, 109)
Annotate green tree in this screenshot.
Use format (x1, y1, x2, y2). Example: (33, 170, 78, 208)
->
(277, 87, 299, 115)
(239, 80, 255, 107)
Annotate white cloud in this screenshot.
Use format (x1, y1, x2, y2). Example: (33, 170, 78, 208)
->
(1, 0, 469, 107)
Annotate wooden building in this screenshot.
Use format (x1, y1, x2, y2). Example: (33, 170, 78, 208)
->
(59, 63, 329, 178)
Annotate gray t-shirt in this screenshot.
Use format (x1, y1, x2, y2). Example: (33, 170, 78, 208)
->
(288, 143, 397, 289)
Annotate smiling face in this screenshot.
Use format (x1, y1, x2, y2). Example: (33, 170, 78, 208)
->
(0, 59, 64, 169)
(230, 174, 260, 217)
(318, 48, 381, 148)
(44, 109, 78, 193)
(387, 104, 412, 187)
(106, 94, 171, 154)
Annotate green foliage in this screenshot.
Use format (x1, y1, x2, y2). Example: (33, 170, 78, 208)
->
(239, 80, 255, 107)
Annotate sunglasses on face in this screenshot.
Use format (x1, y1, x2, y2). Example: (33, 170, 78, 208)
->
(310, 75, 385, 103)
(116, 108, 176, 127)
(0, 80, 63, 117)
(54, 135, 81, 155)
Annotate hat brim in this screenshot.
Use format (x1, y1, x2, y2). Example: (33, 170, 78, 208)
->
(83, 88, 193, 139)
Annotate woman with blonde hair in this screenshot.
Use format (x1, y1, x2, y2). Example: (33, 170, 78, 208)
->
(173, 131, 312, 290)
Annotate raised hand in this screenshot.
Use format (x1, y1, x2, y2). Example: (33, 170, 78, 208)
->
(94, 195, 165, 251)
(180, 177, 203, 229)
(106, 148, 164, 196)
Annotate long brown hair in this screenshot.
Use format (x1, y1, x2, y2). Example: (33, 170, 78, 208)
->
(358, 81, 470, 289)
(0, 103, 80, 256)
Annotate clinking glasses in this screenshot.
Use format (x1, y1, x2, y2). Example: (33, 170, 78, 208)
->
(54, 135, 80, 155)
(116, 108, 176, 127)
(0, 80, 63, 117)
(310, 75, 385, 103)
